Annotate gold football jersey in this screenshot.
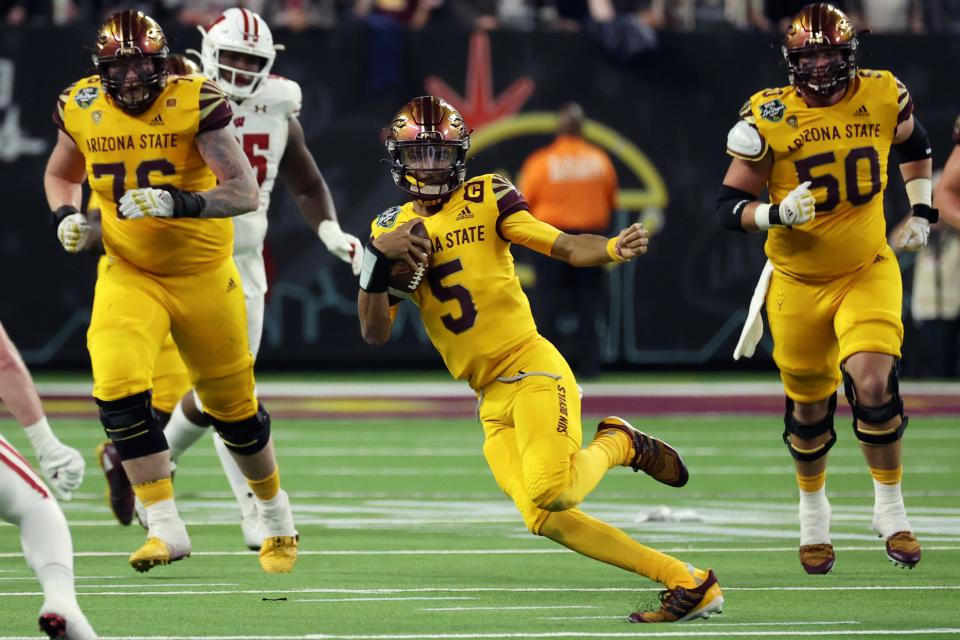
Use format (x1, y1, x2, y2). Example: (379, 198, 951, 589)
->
(731, 70, 912, 281)
(370, 174, 557, 389)
(55, 75, 234, 275)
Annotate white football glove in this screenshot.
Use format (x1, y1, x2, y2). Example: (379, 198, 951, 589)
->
(895, 217, 930, 252)
(119, 188, 174, 219)
(778, 180, 817, 226)
(318, 220, 363, 276)
(35, 441, 85, 501)
(57, 212, 91, 253)
(25, 422, 85, 501)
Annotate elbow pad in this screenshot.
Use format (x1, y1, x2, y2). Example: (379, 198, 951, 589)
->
(716, 185, 756, 233)
(894, 118, 932, 163)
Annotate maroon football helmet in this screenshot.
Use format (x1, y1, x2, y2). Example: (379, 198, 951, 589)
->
(385, 96, 471, 201)
(782, 3, 859, 98)
(93, 10, 169, 114)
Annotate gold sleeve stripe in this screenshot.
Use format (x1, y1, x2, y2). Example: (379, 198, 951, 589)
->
(738, 100, 752, 118)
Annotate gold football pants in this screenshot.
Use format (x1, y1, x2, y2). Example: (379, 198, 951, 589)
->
(479, 337, 586, 534)
(767, 244, 903, 403)
(88, 257, 256, 422)
(96, 256, 191, 414)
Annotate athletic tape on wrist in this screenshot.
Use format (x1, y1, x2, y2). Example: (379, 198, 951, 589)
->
(359, 243, 390, 293)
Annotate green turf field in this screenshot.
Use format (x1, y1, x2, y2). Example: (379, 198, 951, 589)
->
(1, 413, 958, 638)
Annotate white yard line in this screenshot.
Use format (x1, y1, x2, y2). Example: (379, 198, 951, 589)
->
(74, 583, 239, 589)
(3, 629, 960, 639)
(1, 545, 959, 560)
(421, 606, 597, 612)
(540, 619, 862, 626)
(1, 585, 958, 598)
(295, 597, 477, 603)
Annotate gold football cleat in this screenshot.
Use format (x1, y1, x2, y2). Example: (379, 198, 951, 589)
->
(128, 537, 190, 573)
(259, 535, 298, 573)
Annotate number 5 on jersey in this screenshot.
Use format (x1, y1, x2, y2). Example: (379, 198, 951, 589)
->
(427, 258, 477, 334)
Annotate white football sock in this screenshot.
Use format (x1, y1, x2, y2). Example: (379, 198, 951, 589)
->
(19, 498, 77, 603)
(259, 489, 296, 538)
(799, 487, 831, 546)
(872, 480, 911, 538)
(144, 499, 191, 555)
(164, 402, 209, 462)
(212, 433, 258, 517)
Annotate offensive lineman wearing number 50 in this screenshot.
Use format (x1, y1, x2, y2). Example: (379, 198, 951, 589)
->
(43, 10, 297, 574)
(718, 3, 933, 575)
(358, 96, 724, 623)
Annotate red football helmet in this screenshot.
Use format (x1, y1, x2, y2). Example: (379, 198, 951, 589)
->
(93, 10, 169, 114)
(385, 96, 471, 201)
(782, 3, 859, 98)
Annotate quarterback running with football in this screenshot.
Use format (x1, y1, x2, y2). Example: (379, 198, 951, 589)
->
(0, 323, 95, 639)
(358, 96, 723, 623)
(89, 8, 363, 549)
(718, 3, 932, 574)
(44, 10, 297, 574)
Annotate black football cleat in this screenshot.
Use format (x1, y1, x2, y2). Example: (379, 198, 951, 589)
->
(39, 613, 67, 639)
(95, 441, 134, 526)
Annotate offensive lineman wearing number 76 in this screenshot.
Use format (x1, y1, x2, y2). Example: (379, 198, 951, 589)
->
(43, 10, 297, 574)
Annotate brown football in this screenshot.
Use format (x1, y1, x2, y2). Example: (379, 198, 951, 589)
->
(387, 220, 431, 299)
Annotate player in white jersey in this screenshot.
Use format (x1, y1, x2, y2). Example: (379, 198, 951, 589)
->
(0, 323, 96, 639)
(96, 8, 363, 548)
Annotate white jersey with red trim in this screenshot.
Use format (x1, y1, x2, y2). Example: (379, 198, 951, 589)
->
(228, 74, 303, 256)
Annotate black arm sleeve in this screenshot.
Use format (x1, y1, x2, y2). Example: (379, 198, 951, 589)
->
(893, 118, 932, 163)
(716, 184, 757, 233)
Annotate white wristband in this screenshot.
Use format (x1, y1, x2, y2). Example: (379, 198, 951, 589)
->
(905, 178, 932, 208)
(754, 203, 773, 230)
(24, 416, 57, 452)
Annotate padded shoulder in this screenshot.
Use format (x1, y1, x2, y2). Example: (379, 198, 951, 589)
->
(726, 119, 768, 161)
(258, 75, 303, 119)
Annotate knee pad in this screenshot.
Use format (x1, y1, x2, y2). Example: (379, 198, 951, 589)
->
(782, 395, 837, 462)
(207, 403, 271, 455)
(96, 391, 167, 460)
(842, 363, 909, 445)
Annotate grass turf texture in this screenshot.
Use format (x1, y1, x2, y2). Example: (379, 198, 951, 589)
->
(1, 414, 958, 638)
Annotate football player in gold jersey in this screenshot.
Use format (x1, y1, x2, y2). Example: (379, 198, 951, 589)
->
(43, 11, 297, 574)
(718, 3, 933, 574)
(358, 96, 723, 623)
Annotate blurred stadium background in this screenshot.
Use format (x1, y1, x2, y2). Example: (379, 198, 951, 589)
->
(2, 1, 960, 638)
(3, 0, 960, 375)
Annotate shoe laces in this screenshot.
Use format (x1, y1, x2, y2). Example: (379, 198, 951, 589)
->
(657, 585, 700, 619)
